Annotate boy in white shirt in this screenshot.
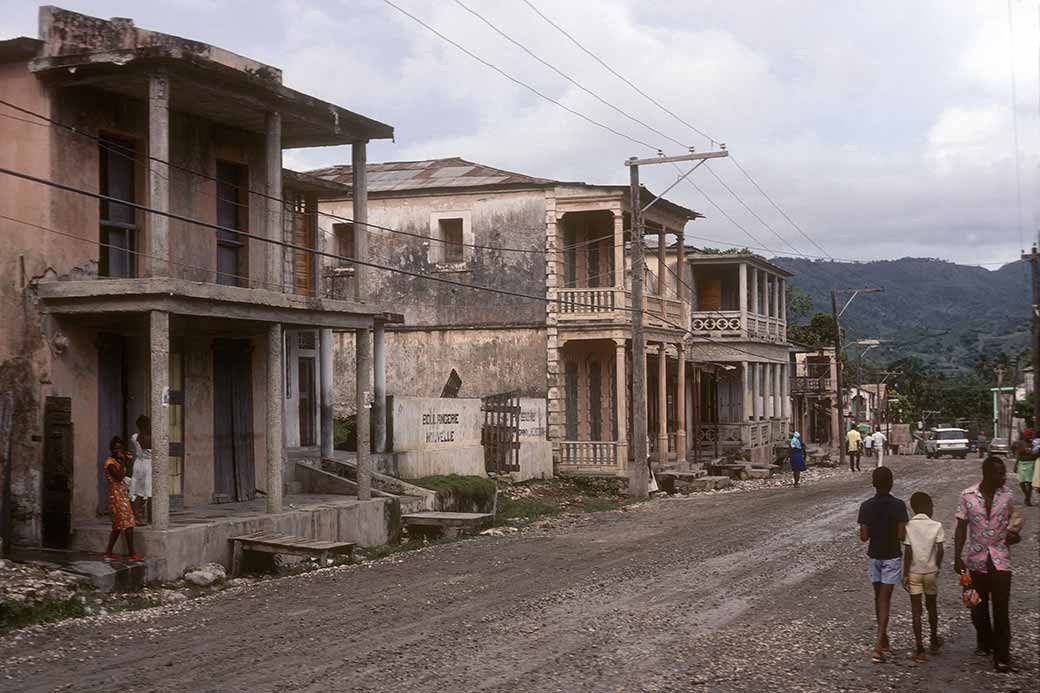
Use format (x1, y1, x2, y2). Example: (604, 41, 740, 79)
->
(902, 491, 945, 662)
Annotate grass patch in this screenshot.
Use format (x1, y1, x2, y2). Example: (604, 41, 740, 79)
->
(496, 496, 560, 523)
(0, 597, 87, 633)
(333, 416, 356, 451)
(410, 474, 497, 512)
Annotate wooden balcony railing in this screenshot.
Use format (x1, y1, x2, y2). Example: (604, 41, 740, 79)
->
(557, 288, 619, 315)
(791, 376, 832, 395)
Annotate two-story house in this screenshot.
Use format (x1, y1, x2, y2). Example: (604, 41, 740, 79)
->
(308, 157, 701, 478)
(0, 7, 398, 577)
(685, 252, 794, 465)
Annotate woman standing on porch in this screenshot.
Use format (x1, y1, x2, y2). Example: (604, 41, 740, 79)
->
(789, 431, 806, 487)
(104, 436, 141, 561)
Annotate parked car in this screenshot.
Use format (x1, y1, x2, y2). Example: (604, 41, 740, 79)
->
(988, 437, 1009, 457)
(925, 428, 970, 459)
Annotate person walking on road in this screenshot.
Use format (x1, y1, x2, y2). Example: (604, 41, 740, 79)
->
(1010, 429, 1035, 506)
(858, 466, 908, 663)
(789, 431, 806, 487)
(954, 457, 1023, 672)
(848, 424, 863, 472)
(902, 491, 944, 662)
(872, 427, 888, 468)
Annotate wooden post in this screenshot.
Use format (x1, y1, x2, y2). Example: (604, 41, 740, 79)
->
(831, 290, 846, 469)
(676, 344, 686, 460)
(657, 343, 668, 467)
(614, 339, 628, 469)
(657, 227, 667, 316)
(627, 161, 648, 496)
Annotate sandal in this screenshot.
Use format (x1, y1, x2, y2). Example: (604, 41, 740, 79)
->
(103, 553, 119, 561)
(912, 651, 927, 664)
(871, 651, 886, 664)
(128, 553, 143, 561)
(929, 637, 943, 654)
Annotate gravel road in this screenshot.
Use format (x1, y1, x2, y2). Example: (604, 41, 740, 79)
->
(1, 456, 1037, 692)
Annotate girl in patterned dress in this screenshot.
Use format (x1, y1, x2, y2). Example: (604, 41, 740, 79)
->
(104, 436, 141, 561)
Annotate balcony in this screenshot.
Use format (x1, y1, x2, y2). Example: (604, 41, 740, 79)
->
(695, 419, 791, 450)
(689, 310, 787, 343)
(556, 288, 684, 331)
(791, 376, 833, 395)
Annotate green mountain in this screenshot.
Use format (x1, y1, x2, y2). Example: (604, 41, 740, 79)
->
(773, 257, 1033, 370)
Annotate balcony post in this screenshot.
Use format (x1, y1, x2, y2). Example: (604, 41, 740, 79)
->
(265, 112, 283, 290)
(613, 211, 625, 291)
(676, 344, 686, 459)
(753, 363, 763, 421)
(742, 361, 753, 422)
(738, 263, 748, 335)
(750, 266, 759, 316)
(148, 73, 170, 278)
(657, 343, 668, 467)
(614, 338, 628, 469)
(657, 228, 667, 316)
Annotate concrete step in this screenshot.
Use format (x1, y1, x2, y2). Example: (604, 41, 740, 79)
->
(402, 511, 494, 538)
(11, 546, 164, 593)
(687, 475, 732, 492)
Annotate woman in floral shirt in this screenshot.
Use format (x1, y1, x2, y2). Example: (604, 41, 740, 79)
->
(954, 457, 1022, 672)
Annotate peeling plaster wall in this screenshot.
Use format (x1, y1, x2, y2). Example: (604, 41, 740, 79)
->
(319, 189, 547, 327)
(332, 327, 546, 417)
(0, 58, 277, 542)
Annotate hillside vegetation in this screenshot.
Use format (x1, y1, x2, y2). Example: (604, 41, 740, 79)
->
(773, 257, 1032, 369)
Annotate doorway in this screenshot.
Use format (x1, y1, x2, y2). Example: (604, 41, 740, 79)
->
(42, 396, 73, 548)
(298, 356, 316, 447)
(213, 340, 256, 502)
(97, 334, 127, 514)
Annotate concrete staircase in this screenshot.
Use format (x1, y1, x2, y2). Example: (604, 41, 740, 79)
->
(299, 459, 434, 513)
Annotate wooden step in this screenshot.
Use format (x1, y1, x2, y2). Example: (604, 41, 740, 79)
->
(401, 511, 494, 538)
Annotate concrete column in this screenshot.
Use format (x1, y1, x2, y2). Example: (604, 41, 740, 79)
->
(148, 74, 170, 277)
(149, 310, 170, 529)
(355, 327, 372, 500)
(676, 344, 687, 459)
(319, 328, 334, 459)
(373, 322, 386, 453)
(757, 364, 765, 418)
(738, 263, 748, 333)
(750, 266, 759, 315)
(352, 141, 368, 302)
(265, 112, 283, 290)
(266, 323, 284, 513)
(614, 339, 628, 467)
(782, 363, 790, 418)
(657, 344, 668, 466)
(742, 361, 753, 423)
(613, 212, 625, 290)
(657, 230, 667, 298)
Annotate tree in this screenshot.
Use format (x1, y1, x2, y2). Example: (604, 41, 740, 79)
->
(785, 284, 814, 323)
(789, 312, 840, 349)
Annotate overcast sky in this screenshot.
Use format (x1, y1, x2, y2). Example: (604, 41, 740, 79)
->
(3, 0, 1038, 267)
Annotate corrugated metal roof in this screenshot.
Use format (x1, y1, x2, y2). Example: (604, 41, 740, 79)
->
(305, 157, 702, 220)
(306, 157, 555, 193)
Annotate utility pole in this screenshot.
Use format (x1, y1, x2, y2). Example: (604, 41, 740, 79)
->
(1022, 244, 1039, 430)
(830, 288, 883, 468)
(625, 148, 728, 496)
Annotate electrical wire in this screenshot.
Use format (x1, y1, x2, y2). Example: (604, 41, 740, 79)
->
(451, 0, 689, 150)
(380, 0, 659, 152)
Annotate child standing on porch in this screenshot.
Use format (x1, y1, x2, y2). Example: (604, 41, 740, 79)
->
(104, 436, 142, 561)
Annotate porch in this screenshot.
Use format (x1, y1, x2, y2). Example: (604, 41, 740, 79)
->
(687, 254, 790, 344)
(70, 493, 390, 581)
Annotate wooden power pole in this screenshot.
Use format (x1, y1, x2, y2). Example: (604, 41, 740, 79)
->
(625, 149, 728, 496)
(1023, 244, 1039, 428)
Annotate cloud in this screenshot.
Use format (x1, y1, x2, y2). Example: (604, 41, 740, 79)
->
(2, 0, 1038, 268)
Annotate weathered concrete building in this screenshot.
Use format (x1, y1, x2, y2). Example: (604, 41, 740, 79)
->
(308, 158, 794, 475)
(0, 7, 397, 577)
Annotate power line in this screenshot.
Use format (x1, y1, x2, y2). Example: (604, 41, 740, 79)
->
(380, 0, 660, 152)
(519, 1, 838, 264)
(451, 0, 689, 150)
(519, 0, 718, 146)
(0, 100, 567, 257)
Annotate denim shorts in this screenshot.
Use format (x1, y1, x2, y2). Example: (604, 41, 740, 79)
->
(868, 557, 902, 585)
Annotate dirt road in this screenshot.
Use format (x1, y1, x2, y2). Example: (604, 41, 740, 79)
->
(1, 457, 1037, 692)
